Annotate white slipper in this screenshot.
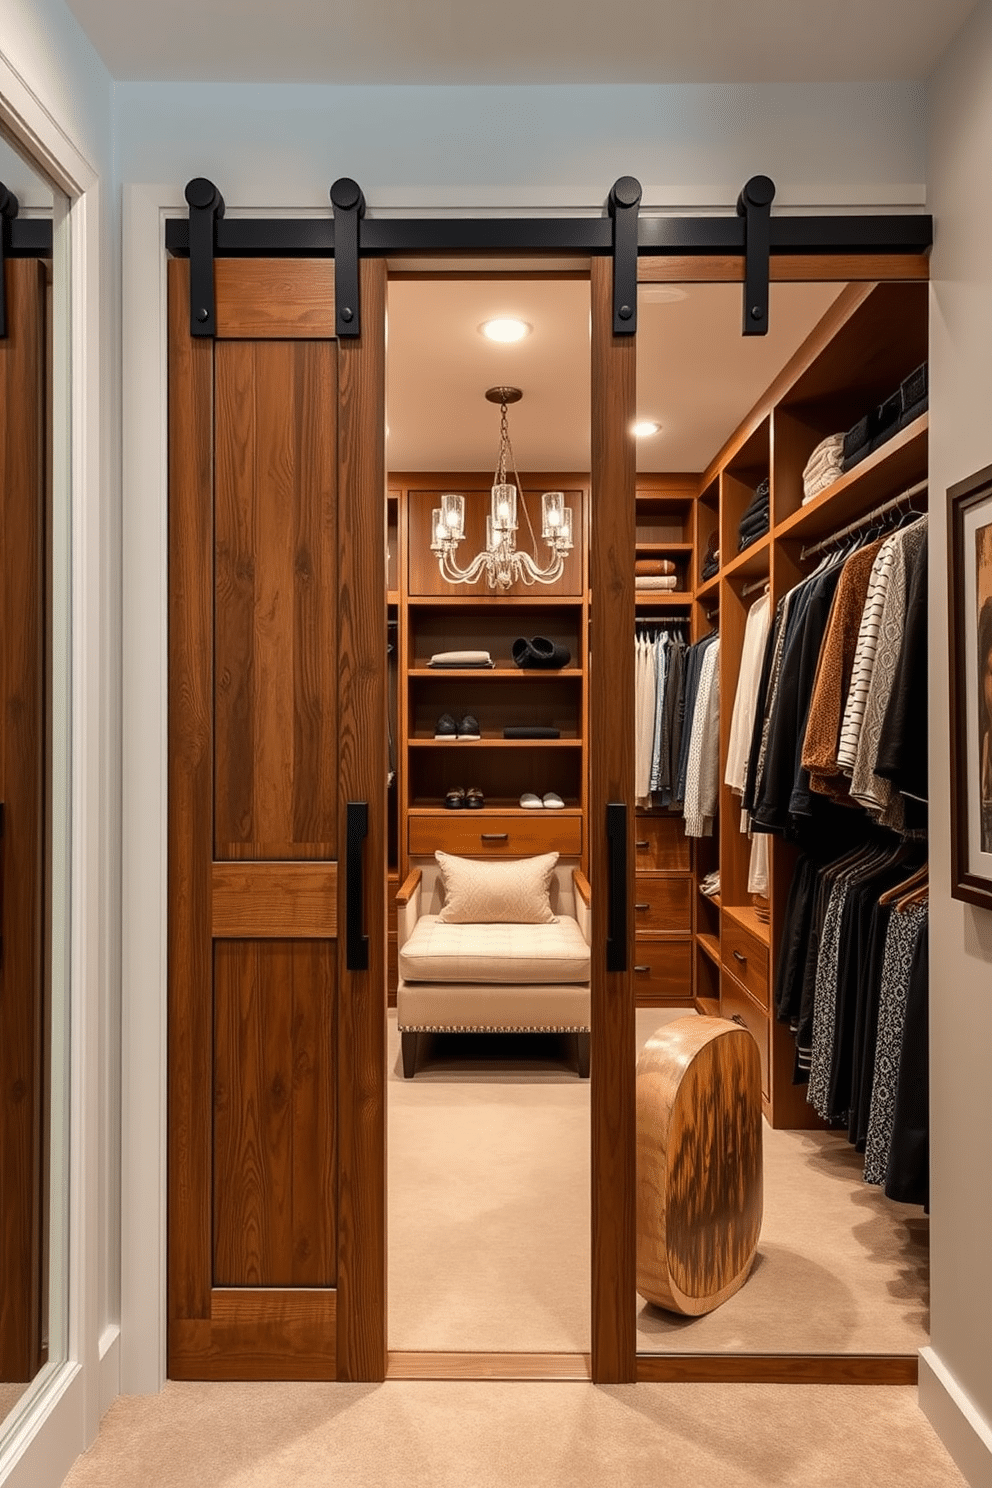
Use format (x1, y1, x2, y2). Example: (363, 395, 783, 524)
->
(542, 792, 565, 809)
(519, 792, 544, 809)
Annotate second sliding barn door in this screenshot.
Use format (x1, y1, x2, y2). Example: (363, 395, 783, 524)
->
(168, 257, 386, 1380)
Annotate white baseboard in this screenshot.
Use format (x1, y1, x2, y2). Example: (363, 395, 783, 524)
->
(920, 1347, 992, 1488)
(0, 1364, 83, 1488)
(98, 1325, 121, 1422)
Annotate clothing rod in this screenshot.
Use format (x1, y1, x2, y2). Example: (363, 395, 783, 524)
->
(741, 577, 769, 597)
(799, 478, 927, 561)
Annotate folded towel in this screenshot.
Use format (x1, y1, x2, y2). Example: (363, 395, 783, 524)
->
(635, 558, 677, 577)
(635, 575, 679, 590)
(802, 432, 845, 503)
(428, 649, 493, 668)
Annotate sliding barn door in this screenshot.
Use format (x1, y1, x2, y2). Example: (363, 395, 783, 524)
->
(0, 257, 48, 1384)
(168, 258, 386, 1380)
(588, 256, 637, 1380)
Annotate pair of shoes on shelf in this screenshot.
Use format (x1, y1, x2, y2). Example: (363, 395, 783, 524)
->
(511, 636, 571, 670)
(445, 786, 484, 809)
(435, 713, 480, 740)
(520, 791, 565, 809)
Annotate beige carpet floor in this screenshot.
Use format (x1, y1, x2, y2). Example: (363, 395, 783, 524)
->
(62, 1379, 965, 1488)
(0, 1382, 30, 1424)
(389, 1007, 930, 1357)
(387, 1012, 590, 1352)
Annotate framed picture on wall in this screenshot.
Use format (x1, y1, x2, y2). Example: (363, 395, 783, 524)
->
(949, 462, 992, 910)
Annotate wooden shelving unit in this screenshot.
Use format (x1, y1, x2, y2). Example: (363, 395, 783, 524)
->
(392, 473, 590, 881)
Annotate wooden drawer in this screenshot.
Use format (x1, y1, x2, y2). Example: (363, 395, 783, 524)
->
(721, 919, 769, 1009)
(632, 941, 693, 1005)
(634, 875, 692, 935)
(408, 811, 582, 858)
(634, 814, 690, 872)
(720, 971, 769, 1098)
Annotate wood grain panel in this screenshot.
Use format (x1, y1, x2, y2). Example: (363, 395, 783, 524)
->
(168, 258, 216, 1324)
(170, 1291, 337, 1381)
(635, 1354, 919, 1384)
(387, 1352, 591, 1380)
(212, 862, 338, 938)
(637, 254, 929, 284)
(0, 259, 47, 1381)
(720, 972, 770, 1100)
(633, 814, 690, 871)
(215, 259, 336, 338)
(633, 876, 692, 934)
(335, 258, 387, 1382)
(633, 942, 694, 1005)
(213, 338, 338, 859)
(636, 1019, 762, 1315)
(212, 939, 336, 1287)
(408, 811, 582, 858)
(589, 254, 636, 1383)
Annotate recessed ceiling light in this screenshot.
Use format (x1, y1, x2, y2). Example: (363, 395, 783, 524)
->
(633, 419, 661, 438)
(480, 317, 532, 343)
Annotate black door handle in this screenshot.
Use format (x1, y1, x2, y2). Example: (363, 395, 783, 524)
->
(606, 801, 627, 973)
(346, 801, 369, 972)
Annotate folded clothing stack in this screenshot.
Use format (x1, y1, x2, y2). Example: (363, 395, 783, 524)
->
(802, 434, 845, 504)
(842, 362, 928, 474)
(738, 477, 770, 551)
(428, 650, 494, 669)
(700, 870, 720, 898)
(636, 558, 677, 576)
(635, 575, 679, 591)
(700, 535, 719, 582)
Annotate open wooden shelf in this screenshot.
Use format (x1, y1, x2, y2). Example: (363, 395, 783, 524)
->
(697, 933, 721, 966)
(775, 414, 927, 547)
(635, 541, 694, 554)
(635, 592, 694, 609)
(409, 736, 582, 748)
(407, 666, 582, 679)
(408, 800, 582, 816)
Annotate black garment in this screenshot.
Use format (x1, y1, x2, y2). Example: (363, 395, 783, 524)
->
(774, 852, 818, 1025)
(875, 527, 928, 823)
(828, 853, 914, 1122)
(657, 636, 686, 804)
(884, 919, 929, 1206)
(848, 897, 895, 1150)
(753, 561, 844, 835)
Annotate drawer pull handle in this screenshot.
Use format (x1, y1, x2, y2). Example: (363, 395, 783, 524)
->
(635, 902, 650, 911)
(635, 839, 649, 849)
(733, 949, 747, 964)
(634, 964, 650, 974)
(481, 832, 509, 841)
(730, 1014, 747, 1028)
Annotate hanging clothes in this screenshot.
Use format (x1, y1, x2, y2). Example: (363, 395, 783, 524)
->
(683, 637, 720, 837)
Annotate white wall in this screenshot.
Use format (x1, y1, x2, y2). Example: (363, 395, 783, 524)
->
(0, 0, 120, 1482)
(923, 5, 992, 1484)
(114, 79, 927, 209)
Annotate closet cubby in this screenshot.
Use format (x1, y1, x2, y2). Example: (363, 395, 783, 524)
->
(394, 476, 589, 879)
(635, 475, 696, 603)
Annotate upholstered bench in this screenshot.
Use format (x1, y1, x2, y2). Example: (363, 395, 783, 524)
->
(395, 854, 591, 1078)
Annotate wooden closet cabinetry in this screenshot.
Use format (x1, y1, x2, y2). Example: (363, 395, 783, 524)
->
(393, 475, 589, 882)
(689, 278, 929, 1127)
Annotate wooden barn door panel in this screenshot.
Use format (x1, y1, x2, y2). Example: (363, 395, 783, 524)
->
(168, 257, 386, 1381)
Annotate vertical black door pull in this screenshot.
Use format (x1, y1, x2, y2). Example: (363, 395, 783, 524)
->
(606, 801, 628, 972)
(346, 801, 369, 971)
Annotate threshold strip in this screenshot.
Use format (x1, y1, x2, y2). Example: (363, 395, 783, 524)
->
(387, 1351, 591, 1381)
(636, 1353, 919, 1385)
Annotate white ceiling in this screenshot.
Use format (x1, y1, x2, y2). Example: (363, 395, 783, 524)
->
(386, 276, 844, 474)
(65, 0, 973, 83)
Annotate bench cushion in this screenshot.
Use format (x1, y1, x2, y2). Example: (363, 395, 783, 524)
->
(398, 914, 591, 985)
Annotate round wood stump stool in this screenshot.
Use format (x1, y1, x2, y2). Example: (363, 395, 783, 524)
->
(636, 1015, 763, 1316)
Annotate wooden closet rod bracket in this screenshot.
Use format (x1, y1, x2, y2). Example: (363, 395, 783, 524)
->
(185, 177, 225, 339)
(737, 175, 776, 337)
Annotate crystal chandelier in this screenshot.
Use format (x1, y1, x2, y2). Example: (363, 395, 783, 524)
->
(430, 386, 574, 590)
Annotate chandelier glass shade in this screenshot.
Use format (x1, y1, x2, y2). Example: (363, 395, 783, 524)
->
(430, 387, 574, 590)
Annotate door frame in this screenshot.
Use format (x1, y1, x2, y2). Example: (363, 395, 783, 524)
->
(123, 181, 932, 1393)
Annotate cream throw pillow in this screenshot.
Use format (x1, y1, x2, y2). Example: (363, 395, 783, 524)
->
(435, 850, 559, 924)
